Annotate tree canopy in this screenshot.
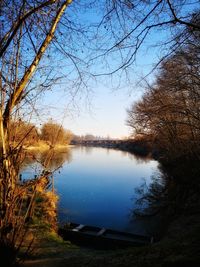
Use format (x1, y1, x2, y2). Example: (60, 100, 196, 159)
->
(41, 121, 72, 145)
(127, 26, 200, 160)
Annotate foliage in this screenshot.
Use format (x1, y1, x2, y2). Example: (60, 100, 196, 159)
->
(127, 18, 200, 227)
(0, 175, 55, 266)
(127, 25, 200, 161)
(10, 120, 39, 146)
(40, 121, 72, 146)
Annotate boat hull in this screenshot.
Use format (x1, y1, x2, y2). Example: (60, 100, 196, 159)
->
(58, 223, 153, 249)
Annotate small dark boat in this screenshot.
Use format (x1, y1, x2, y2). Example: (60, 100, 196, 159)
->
(59, 222, 154, 248)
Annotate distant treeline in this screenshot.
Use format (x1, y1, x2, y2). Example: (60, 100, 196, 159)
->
(72, 134, 110, 142)
(9, 122, 115, 147)
(71, 136, 155, 158)
(9, 120, 72, 146)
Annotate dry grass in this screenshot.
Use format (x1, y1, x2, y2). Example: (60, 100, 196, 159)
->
(24, 141, 72, 151)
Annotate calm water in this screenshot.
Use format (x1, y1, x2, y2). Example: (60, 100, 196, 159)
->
(22, 146, 160, 235)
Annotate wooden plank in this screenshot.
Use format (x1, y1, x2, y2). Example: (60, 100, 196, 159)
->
(97, 228, 106, 236)
(72, 224, 85, 232)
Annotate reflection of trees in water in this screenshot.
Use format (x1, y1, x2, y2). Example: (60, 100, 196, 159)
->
(40, 149, 72, 171)
(22, 148, 72, 173)
(129, 165, 169, 238)
(72, 145, 93, 155)
(84, 146, 93, 155)
(106, 148, 110, 155)
(129, 153, 151, 164)
(134, 169, 167, 216)
(130, 159, 200, 238)
(119, 150, 151, 163)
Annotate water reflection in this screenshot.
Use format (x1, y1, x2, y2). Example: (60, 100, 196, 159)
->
(22, 146, 160, 235)
(84, 146, 93, 155)
(22, 148, 72, 176)
(129, 166, 168, 238)
(115, 150, 152, 164)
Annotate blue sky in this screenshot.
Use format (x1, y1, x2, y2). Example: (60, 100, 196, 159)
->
(35, 53, 155, 138)
(34, 43, 159, 138)
(36, 46, 159, 138)
(31, 1, 198, 138)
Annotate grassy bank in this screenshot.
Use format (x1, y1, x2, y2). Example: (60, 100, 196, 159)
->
(21, 211, 200, 267)
(23, 141, 73, 151)
(20, 150, 200, 267)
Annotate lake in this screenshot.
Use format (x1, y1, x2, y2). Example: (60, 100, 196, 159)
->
(22, 146, 160, 235)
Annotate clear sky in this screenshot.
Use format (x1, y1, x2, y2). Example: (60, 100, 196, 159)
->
(35, 53, 155, 139)
(34, 39, 159, 138)
(38, 84, 142, 139)
(31, 1, 198, 139)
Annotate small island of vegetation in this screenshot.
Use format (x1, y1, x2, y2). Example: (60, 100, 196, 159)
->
(9, 120, 72, 150)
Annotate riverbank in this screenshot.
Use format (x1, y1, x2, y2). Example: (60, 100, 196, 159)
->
(20, 146, 200, 267)
(21, 211, 200, 267)
(71, 138, 158, 158)
(20, 203, 200, 266)
(23, 142, 73, 151)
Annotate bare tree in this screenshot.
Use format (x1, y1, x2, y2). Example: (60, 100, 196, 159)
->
(88, 1, 200, 76)
(0, 1, 74, 265)
(41, 121, 72, 145)
(127, 40, 200, 160)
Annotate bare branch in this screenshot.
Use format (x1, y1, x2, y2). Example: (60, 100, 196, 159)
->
(0, 0, 57, 57)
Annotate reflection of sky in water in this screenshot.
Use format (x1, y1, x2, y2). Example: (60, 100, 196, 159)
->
(22, 146, 160, 235)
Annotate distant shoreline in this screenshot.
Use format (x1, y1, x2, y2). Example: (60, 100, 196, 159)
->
(71, 139, 158, 159)
(23, 143, 73, 151)
(23, 140, 158, 159)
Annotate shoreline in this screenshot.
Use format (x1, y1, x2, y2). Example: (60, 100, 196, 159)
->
(23, 143, 73, 151)
(71, 140, 158, 159)
(19, 143, 200, 267)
